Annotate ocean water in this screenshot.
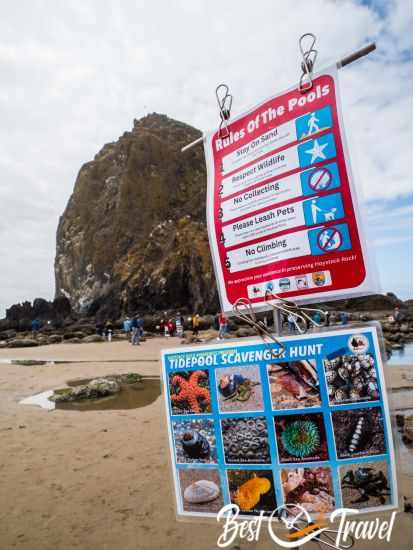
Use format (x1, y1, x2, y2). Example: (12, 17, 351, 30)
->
(388, 342, 413, 366)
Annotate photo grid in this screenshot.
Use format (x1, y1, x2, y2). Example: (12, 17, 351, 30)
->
(163, 329, 396, 518)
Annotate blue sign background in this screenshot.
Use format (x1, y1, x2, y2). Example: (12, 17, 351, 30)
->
(295, 105, 333, 141)
(303, 192, 345, 227)
(298, 133, 337, 169)
(300, 161, 341, 196)
(308, 222, 352, 256)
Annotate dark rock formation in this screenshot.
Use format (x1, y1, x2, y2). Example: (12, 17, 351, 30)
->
(318, 293, 405, 313)
(55, 113, 218, 319)
(0, 297, 72, 331)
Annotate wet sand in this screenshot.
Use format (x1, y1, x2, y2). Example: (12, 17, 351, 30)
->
(0, 337, 413, 550)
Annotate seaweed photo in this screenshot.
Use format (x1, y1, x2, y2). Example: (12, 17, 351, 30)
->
(221, 417, 271, 464)
(216, 365, 264, 412)
(340, 461, 391, 509)
(267, 360, 320, 410)
(323, 353, 379, 405)
(274, 412, 329, 463)
(281, 467, 335, 514)
(178, 468, 224, 513)
(168, 369, 211, 415)
(332, 406, 386, 459)
(227, 469, 276, 516)
(172, 419, 217, 464)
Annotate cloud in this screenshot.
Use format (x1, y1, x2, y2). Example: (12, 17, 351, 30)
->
(0, 0, 412, 315)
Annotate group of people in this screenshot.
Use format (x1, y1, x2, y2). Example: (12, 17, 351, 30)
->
(122, 317, 144, 345)
(158, 313, 201, 337)
(96, 320, 116, 341)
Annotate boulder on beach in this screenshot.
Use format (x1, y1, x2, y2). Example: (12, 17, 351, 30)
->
(48, 334, 63, 344)
(235, 327, 256, 338)
(7, 339, 39, 348)
(82, 334, 105, 343)
(50, 378, 121, 403)
(0, 330, 16, 340)
(404, 416, 413, 443)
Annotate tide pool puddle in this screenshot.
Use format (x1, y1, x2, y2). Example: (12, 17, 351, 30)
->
(19, 378, 161, 412)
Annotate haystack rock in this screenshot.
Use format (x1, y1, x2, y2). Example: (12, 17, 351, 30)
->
(55, 113, 218, 319)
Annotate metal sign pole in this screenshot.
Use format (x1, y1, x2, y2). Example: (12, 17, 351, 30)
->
(181, 41, 376, 153)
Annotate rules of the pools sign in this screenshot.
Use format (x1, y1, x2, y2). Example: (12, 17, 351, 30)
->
(204, 66, 377, 313)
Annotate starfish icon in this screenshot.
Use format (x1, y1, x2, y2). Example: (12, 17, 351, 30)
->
(305, 139, 328, 164)
(170, 370, 211, 413)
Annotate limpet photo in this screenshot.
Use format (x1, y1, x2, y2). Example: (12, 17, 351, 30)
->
(340, 461, 391, 509)
(221, 417, 271, 464)
(323, 353, 379, 405)
(227, 469, 276, 516)
(274, 412, 328, 463)
(331, 406, 386, 459)
(168, 369, 211, 415)
(178, 468, 224, 513)
(281, 467, 335, 514)
(267, 360, 320, 410)
(216, 366, 264, 412)
(172, 419, 217, 464)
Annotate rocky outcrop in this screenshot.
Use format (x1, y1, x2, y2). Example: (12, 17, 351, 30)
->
(1, 297, 72, 331)
(50, 378, 121, 402)
(55, 113, 218, 319)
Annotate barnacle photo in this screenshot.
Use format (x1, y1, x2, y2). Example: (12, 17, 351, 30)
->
(323, 353, 379, 405)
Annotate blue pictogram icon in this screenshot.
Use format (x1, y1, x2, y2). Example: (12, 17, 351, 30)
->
(308, 223, 352, 256)
(300, 161, 341, 197)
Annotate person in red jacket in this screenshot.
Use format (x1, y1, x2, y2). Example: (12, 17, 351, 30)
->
(218, 312, 228, 340)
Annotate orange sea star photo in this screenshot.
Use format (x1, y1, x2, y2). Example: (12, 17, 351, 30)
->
(170, 370, 211, 413)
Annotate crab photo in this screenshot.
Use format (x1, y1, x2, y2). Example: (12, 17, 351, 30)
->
(216, 365, 264, 412)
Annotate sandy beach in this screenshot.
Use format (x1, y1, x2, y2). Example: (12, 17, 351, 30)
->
(1, 337, 413, 550)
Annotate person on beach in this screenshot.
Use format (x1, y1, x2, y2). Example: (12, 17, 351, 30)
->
(192, 314, 200, 336)
(105, 320, 114, 341)
(31, 319, 41, 338)
(287, 313, 296, 333)
(167, 319, 175, 337)
(312, 311, 322, 325)
(138, 316, 144, 338)
(340, 311, 349, 325)
(95, 320, 104, 336)
(393, 306, 404, 327)
(131, 317, 140, 345)
(218, 312, 228, 340)
(123, 317, 132, 334)
(175, 314, 183, 338)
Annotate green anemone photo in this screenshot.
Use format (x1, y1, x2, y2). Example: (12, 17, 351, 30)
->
(281, 420, 320, 458)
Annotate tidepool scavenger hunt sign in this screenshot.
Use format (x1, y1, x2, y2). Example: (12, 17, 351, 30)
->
(204, 66, 377, 314)
(161, 326, 397, 520)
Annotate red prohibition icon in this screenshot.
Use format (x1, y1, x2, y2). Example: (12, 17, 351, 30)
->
(308, 167, 332, 191)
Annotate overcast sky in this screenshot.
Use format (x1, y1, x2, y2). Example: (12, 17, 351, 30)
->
(0, 0, 412, 317)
